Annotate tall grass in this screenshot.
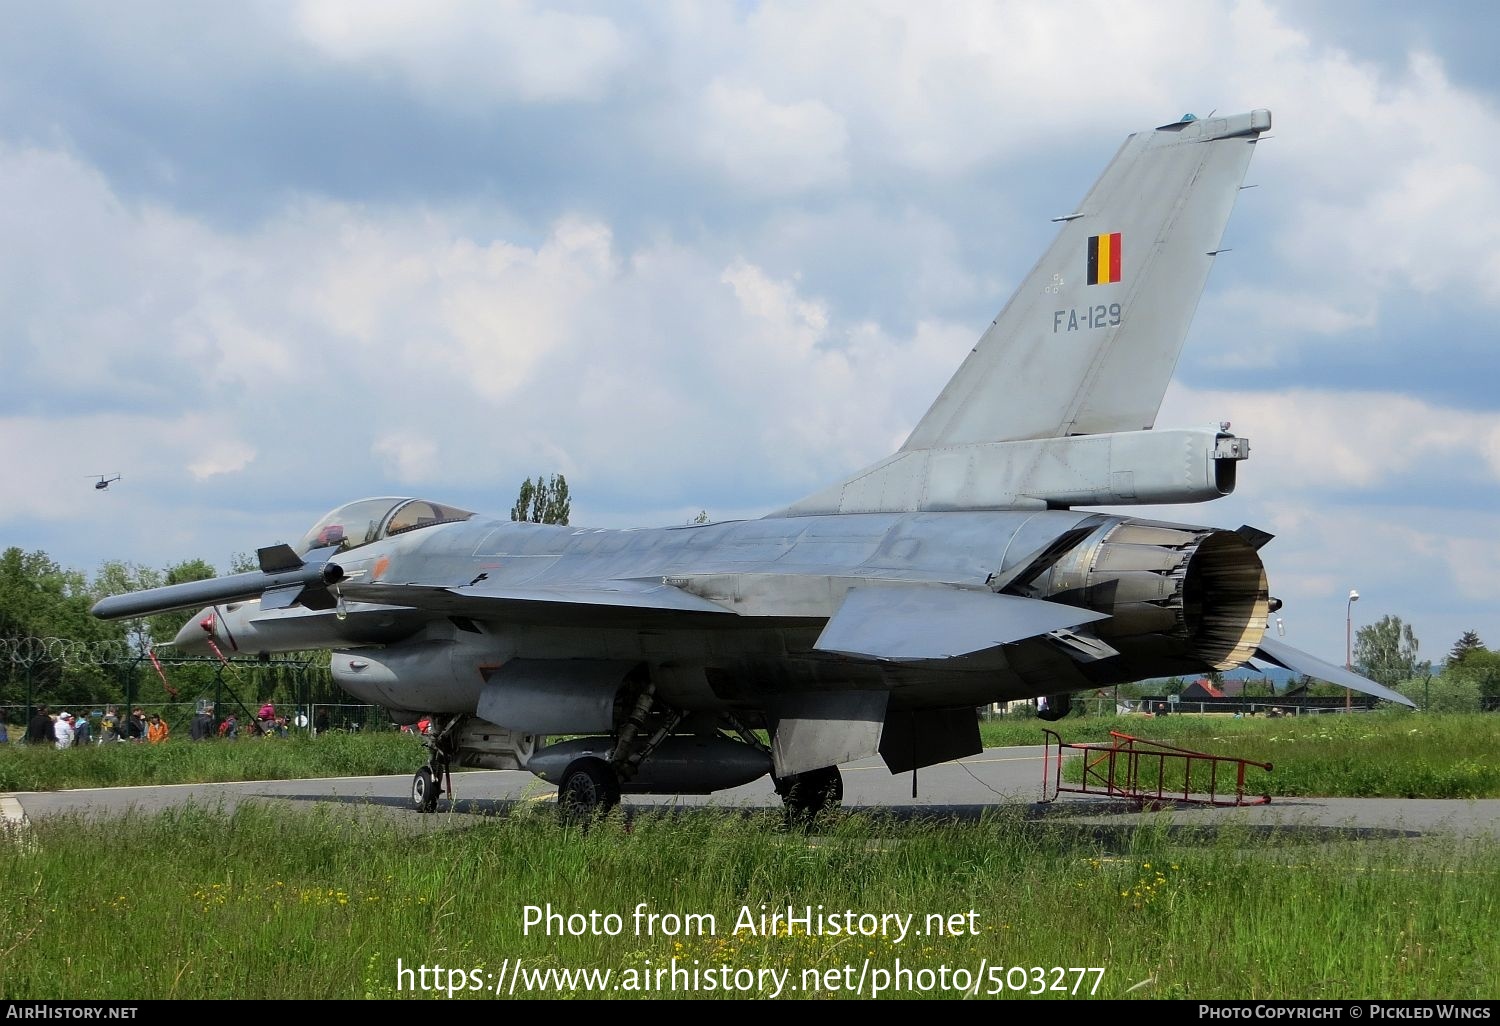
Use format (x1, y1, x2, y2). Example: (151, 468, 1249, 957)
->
(0, 804, 1492, 999)
(0, 731, 424, 791)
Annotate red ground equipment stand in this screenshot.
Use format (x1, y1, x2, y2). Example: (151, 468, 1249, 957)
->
(1041, 729, 1273, 808)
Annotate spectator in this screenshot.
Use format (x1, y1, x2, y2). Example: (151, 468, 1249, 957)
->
(26, 704, 52, 745)
(257, 701, 276, 737)
(74, 713, 93, 746)
(100, 706, 121, 743)
(0, 720, 9, 743)
(190, 705, 216, 741)
(146, 713, 169, 744)
(218, 714, 238, 740)
(126, 708, 147, 743)
(315, 709, 330, 736)
(54, 711, 76, 750)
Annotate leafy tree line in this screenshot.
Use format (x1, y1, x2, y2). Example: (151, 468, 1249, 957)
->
(0, 545, 358, 723)
(1354, 615, 1499, 712)
(4, 476, 576, 720)
(1040, 614, 1497, 714)
(0, 547, 224, 715)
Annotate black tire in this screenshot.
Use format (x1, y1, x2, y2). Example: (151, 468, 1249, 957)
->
(557, 757, 621, 820)
(411, 766, 440, 813)
(776, 766, 843, 818)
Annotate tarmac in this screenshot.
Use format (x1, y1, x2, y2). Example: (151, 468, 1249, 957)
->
(7, 744, 1498, 843)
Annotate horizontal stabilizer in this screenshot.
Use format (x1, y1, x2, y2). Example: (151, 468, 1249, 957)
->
(814, 586, 1108, 662)
(1255, 637, 1416, 708)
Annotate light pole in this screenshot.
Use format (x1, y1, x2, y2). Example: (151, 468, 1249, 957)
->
(1345, 589, 1360, 711)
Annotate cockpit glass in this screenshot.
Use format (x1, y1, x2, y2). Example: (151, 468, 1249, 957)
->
(295, 498, 475, 555)
(385, 500, 475, 536)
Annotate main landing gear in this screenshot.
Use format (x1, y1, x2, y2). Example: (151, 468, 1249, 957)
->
(556, 757, 622, 822)
(774, 765, 844, 820)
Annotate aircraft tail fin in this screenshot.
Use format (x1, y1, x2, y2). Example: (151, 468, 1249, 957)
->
(907, 109, 1270, 449)
(775, 111, 1269, 518)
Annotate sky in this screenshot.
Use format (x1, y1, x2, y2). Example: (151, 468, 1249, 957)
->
(2, 0, 1498, 674)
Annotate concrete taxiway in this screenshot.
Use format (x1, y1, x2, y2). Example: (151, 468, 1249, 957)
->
(6, 745, 1498, 842)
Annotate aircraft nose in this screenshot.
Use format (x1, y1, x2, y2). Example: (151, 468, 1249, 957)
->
(171, 608, 218, 654)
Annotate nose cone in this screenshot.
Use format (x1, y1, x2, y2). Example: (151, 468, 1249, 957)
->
(171, 608, 218, 654)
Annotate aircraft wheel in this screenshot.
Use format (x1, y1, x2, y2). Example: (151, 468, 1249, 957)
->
(411, 765, 440, 813)
(557, 757, 621, 821)
(775, 766, 843, 818)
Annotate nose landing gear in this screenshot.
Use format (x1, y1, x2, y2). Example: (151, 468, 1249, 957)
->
(411, 765, 441, 813)
(410, 717, 456, 813)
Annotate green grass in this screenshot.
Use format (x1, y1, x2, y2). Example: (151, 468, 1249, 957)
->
(0, 804, 1493, 999)
(0, 731, 425, 791)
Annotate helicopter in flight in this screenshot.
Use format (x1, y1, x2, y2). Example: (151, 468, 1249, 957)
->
(90, 475, 122, 491)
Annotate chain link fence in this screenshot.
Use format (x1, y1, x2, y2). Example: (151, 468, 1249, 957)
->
(0, 635, 391, 735)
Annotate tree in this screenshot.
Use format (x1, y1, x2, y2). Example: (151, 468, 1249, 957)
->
(1291, 672, 1342, 699)
(510, 474, 571, 525)
(1446, 630, 1485, 667)
(691, 510, 710, 525)
(227, 551, 259, 574)
(1445, 649, 1500, 710)
(1353, 614, 1423, 690)
(0, 548, 125, 710)
(1423, 671, 1482, 714)
(1239, 676, 1275, 698)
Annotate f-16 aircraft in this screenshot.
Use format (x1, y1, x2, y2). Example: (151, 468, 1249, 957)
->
(92, 108, 1414, 817)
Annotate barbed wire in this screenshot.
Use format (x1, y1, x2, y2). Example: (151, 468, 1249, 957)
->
(0, 637, 138, 665)
(0, 636, 321, 668)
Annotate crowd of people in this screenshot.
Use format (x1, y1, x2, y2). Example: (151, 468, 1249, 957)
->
(7, 701, 301, 749)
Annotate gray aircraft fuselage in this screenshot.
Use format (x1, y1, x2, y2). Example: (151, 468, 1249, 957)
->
(175, 504, 1260, 722)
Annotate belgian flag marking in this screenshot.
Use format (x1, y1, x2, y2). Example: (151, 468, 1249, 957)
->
(1087, 232, 1122, 285)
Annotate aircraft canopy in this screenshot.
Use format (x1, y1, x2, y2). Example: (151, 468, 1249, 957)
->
(295, 497, 475, 555)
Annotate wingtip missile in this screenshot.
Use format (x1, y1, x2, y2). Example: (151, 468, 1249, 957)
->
(90, 547, 345, 621)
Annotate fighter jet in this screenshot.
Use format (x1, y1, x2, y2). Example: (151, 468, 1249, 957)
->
(91, 108, 1414, 817)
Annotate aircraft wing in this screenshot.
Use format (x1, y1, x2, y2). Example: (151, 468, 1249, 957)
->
(1254, 637, 1417, 708)
(814, 585, 1109, 661)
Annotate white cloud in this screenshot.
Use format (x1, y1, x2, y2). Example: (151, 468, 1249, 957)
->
(0, 140, 973, 542)
(373, 434, 440, 485)
(292, 0, 631, 105)
(188, 440, 257, 480)
(0, 413, 257, 520)
(1159, 383, 1500, 491)
(691, 80, 850, 195)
